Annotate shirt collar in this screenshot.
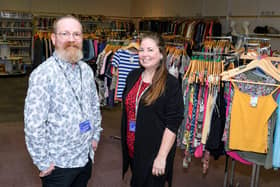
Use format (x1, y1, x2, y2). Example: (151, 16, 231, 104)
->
(53, 51, 80, 71)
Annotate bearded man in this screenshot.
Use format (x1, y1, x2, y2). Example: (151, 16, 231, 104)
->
(24, 15, 102, 187)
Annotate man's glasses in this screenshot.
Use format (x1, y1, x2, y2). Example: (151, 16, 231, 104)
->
(56, 31, 82, 40)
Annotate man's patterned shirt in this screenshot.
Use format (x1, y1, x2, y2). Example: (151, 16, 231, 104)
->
(24, 53, 102, 171)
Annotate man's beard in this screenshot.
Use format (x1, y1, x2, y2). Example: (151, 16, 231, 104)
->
(56, 43, 83, 64)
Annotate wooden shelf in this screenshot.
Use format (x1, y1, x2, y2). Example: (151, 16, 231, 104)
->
(0, 17, 32, 21)
(249, 33, 280, 38)
(10, 45, 30, 48)
(229, 15, 280, 18)
(0, 71, 26, 77)
(0, 41, 13, 45)
(0, 27, 32, 30)
(0, 57, 23, 61)
(6, 37, 31, 40)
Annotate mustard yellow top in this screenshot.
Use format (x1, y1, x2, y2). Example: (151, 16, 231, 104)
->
(229, 82, 278, 153)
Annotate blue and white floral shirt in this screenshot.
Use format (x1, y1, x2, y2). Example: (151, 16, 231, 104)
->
(24, 52, 102, 171)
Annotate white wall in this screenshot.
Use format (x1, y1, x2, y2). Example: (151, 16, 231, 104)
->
(1, 0, 279, 18)
(1, 0, 280, 48)
(130, 0, 280, 17)
(0, 0, 131, 16)
(130, 0, 204, 17)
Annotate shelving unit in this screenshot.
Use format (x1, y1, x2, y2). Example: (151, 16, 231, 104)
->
(33, 14, 57, 32)
(78, 15, 112, 34)
(0, 41, 25, 76)
(0, 11, 33, 66)
(0, 57, 24, 76)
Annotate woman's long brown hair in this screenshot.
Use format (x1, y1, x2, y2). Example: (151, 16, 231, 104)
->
(141, 32, 168, 106)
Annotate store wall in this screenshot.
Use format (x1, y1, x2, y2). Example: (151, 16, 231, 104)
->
(130, 0, 280, 17)
(1, 0, 280, 48)
(1, 0, 279, 18)
(130, 0, 227, 17)
(130, 0, 280, 49)
(130, 0, 204, 17)
(0, 0, 131, 16)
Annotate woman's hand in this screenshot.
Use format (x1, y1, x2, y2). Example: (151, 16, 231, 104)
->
(152, 128, 176, 176)
(152, 155, 166, 176)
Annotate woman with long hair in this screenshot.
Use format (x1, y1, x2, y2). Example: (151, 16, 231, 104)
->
(121, 32, 184, 187)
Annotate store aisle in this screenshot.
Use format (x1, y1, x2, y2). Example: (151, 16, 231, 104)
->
(0, 76, 279, 187)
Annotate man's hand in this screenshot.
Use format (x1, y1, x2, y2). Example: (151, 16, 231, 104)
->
(92, 140, 98, 151)
(39, 163, 55, 177)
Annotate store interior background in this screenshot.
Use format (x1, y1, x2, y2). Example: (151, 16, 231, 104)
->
(0, 0, 280, 186)
(1, 0, 280, 44)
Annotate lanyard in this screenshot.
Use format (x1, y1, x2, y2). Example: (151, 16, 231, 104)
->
(135, 75, 150, 119)
(55, 57, 84, 114)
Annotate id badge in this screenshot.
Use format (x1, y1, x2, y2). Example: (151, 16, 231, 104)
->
(129, 120, 136, 132)
(79, 120, 92, 134)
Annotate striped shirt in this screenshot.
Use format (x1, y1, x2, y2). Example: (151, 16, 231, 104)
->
(112, 49, 140, 98)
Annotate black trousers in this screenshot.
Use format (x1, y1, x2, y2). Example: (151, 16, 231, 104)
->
(41, 159, 92, 187)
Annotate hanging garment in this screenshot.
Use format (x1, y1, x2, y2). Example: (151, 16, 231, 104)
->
(177, 83, 191, 149)
(82, 39, 95, 61)
(201, 92, 218, 144)
(33, 37, 43, 70)
(273, 94, 280, 168)
(205, 88, 226, 160)
(112, 49, 140, 99)
(223, 72, 278, 148)
(236, 110, 276, 169)
(169, 62, 179, 79)
(229, 82, 278, 153)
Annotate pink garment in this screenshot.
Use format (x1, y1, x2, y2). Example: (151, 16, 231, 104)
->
(94, 40, 98, 57)
(194, 144, 203, 158)
(202, 85, 208, 129)
(227, 151, 252, 165)
(209, 21, 213, 36)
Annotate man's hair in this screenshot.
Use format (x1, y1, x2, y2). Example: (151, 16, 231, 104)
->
(53, 15, 82, 33)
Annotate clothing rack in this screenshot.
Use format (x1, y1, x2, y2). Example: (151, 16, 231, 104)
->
(165, 41, 184, 46)
(193, 41, 256, 187)
(223, 44, 276, 187)
(257, 46, 271, 55)
(106, 39, 127, 46)
(192, 51, 220, 56)
(243, 36, 271, 56)
(192, 51, 235, 57)
(111, 29, 126, 32)
(206, 36, 232, 43)
(244, 37, 270, 50)
(107, 39, 127, 42)
(223, 157, 262, 187)
(244, 37, 271, 42)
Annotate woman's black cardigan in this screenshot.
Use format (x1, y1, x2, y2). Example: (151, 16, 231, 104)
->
(121, 68, 184, 187)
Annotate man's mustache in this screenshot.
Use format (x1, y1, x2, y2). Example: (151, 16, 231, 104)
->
(64, 43, 80, 49)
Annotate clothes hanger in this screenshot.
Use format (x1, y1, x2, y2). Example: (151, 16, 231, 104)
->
(221, 57, 280, 84)
(227, 48, 280, 76)
(183, 59, 192, 80)
(122, 42, 139, 50)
